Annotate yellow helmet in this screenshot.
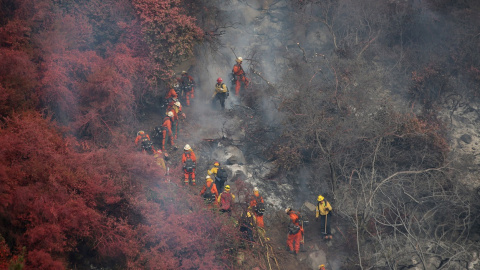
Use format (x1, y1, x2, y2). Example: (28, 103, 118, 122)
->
(317, 195, 324, 202)
(214, 161, 219, 166)
(225, 185, 230, 190)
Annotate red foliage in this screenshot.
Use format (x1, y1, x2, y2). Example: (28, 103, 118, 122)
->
(0, 48, 38, 118)
(131, 0, 204, 81)
(0, 112, 242, 269)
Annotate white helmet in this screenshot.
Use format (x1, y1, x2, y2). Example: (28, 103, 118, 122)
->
(236, 57, 243, 63)
(253, 187, 259, 192)
(167, 111, 174, 117)
(184, 144, 191, 151)
(174, 83, 179, 88)
(175, 101, 181, 107)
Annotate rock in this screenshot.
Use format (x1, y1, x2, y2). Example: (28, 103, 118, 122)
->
(212, 145, 246, 165)
(461, 134, 473, 144)
(306, 250, 327, 270)
(303, 201, 316, 212)
(425, 256, 441, 270)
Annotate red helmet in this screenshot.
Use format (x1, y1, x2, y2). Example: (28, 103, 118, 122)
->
(217, 77, 223, 83)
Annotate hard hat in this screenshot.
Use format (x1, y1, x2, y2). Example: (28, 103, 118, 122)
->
(138, 130, 145, 135)
(285, 207, 291, 214)
(214, 161, 219, 166)
(167, 111, 174, 117)
(225, 185, 230, 190)
(174, 101, 181, 107)
(181, 70, 187, 74)
(253, 187, 259, 192)
(317, 195, 324, 202)
(217, 77, 223, 83)
(236, 57, 243, 63)
(206, 175, 213, 181)
(184, 144, 191, 151)
(173, 83, 179, 88)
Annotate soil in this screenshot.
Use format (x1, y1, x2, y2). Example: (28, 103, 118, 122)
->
(137, 98, 352, 269)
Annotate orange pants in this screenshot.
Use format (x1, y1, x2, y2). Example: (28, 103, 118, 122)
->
(255, 214, 264, 228)
(185, 89, 194, 106)
(162, 130, 174, 151)
(234, 76, 249, 96)
(184, 169, 195, 185)
(287, 231, 302, 253)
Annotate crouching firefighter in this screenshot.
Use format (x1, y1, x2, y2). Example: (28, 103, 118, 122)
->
(217, 185, 235, 215)
(285, 207, 304, 255)
(200, 175, 218, 206)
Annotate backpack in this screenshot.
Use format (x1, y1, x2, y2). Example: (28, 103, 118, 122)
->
(184, 153, 195, 172)
(254, 202, 265, 216)
(288, 223, 301, 235)
(217, 167, 228, 181)
(203, 185, 216, 202)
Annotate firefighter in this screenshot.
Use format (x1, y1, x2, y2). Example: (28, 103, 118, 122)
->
(249, 187, 265, 228)
(318, 264, 326, 270)
(161, 111, 175, 151)
(181, 144, 196, 185)
(208, 161, 228, 193)
(153, 148, 166, 171)
(165, 85, 178, 101)
(285, 207, 304, 255)
(135, 130, 150, 146)
(239, 207, 257, 243)
(315, 195, 333, 240)
(179, 71, 195, 106)
(232, 57, 249, 96)
(200, 175, 218, 204)
(212, 77, 229, 110)
(217, 185, 235, 215)
(135, 130, 154, 153)
(166, 101, 183, 140)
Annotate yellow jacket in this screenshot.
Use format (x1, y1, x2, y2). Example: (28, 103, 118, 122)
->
(215, 83, 228, 93)
(315, 200, 332, 217)
(208, 166, 218, 177)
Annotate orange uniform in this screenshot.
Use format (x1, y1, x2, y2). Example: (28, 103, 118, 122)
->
(200, 181, 219, 205)
(287, 210, 304, 254)
(161, 116, 174, 150)
(179, 74, 195, 106)
(249, 194, 265, 228)
(165, 88, 178, 100)
(232, 63, 249, 96)
(181, 150, 196, 185)
(135, 133, 150, 145)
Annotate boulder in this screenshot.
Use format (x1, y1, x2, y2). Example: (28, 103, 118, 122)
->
(307, 250, 327, 270)
(461, 134, 473, 144)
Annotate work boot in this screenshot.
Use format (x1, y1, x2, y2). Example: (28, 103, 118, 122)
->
(192, 182, 196, 186)
(288, 250, 295, 254)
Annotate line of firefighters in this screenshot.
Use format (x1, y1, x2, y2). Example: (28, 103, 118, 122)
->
(135, 57, 250, 154)
(134, 58, 333, 264)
